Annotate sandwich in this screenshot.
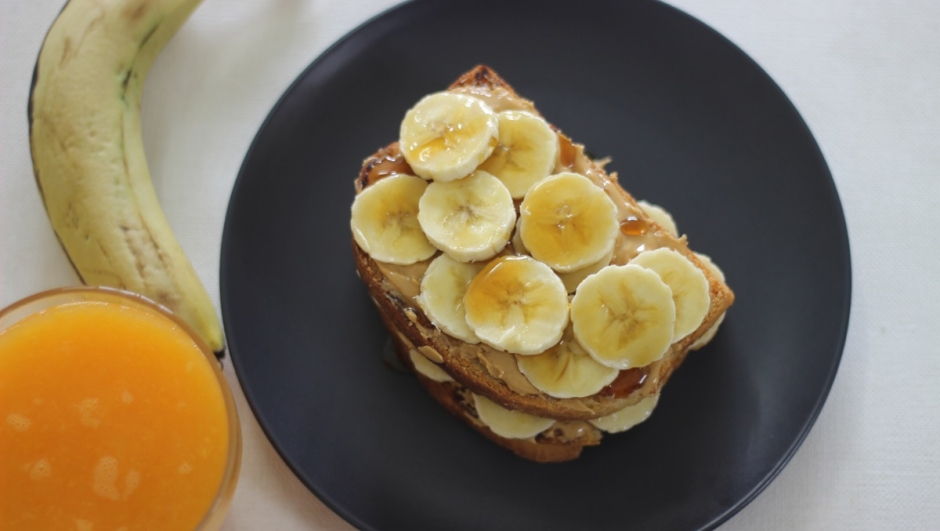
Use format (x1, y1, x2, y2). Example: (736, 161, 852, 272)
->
(350, 65, 734, 462)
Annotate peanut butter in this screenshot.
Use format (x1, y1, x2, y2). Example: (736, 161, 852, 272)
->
(376, 260, 429, 305)
(474, 348, 540, 395)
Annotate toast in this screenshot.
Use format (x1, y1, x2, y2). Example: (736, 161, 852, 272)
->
(352, 66, 733, 461)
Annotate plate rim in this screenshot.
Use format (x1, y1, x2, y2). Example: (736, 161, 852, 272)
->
(219, 0, 852, 529)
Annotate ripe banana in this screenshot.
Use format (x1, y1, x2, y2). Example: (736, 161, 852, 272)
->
(637, 200, 679, 237)
(472, 393, 554, 439)
(399, 92, 499, 182)
(29, 0, 224, 352)
(515, 324, 619, 398)
(690, 252, 726, 350)
(478, 110, 558, 199)
(519, 172, 619, 272)
(417, 254, 483, 344)
(464, 256, 569, 355)
(588, 395, 659, 433)
(570, 264, 676, 369)
(351, 173, 436, 264)
(417, 170, 515, 262)
(629, 248, 710, 341)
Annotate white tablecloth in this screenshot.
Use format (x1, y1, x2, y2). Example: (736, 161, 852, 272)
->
(2, 1, 938, 529)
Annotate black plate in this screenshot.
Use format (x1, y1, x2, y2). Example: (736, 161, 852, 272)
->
(220, 1, 851, 529)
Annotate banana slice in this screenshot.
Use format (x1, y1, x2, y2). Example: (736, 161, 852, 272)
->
(464, 256, 569, 355)
(588, 395, 660, 433)
(636, 200, 678, 237)
(570, 265, 675, 369)
(417, 254, 483, 343)
(399, 92, 499, 182)
(519, 172, 619, 272)
(417, 170, 516, 262)
(630, 249, 710, 341)
(478, 111, 558, 199)
(557, 248, 614, 294)
(690, 252, 726, 350)
(472, 393, 555, 439)
(516, 325, 619, 398)
(351, 174, 436, 264)
(408, 349, 454, 383)
(691, 312, 726, 350)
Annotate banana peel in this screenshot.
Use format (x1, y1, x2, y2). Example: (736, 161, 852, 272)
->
(28, 0, 224, 353)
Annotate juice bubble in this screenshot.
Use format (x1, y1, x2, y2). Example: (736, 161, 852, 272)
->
(92, 456, 120, 501)
(6, 413, 31, 432)
(29, 459, 52, 481)
(77, 398, 103, 428)
(121, 391, 134, 404)
(123, 469, 140, 498)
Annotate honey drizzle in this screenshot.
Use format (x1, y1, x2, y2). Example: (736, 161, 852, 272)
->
(363, 149, 413, 186)
(619, 216, 648, 236)
(599, 368, 648, 398)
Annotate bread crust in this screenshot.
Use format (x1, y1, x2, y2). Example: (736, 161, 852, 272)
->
(353, 65, 734, 424)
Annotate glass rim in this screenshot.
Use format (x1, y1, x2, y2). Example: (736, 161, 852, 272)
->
(0, 286, 242, 531)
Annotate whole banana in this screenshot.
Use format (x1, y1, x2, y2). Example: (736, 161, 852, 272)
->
(28, 0, 224, 353)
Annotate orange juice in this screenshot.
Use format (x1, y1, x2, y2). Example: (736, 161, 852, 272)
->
(0, 291, 237, 531)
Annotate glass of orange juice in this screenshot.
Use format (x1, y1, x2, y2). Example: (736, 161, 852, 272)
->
(0, 287, 241, 531)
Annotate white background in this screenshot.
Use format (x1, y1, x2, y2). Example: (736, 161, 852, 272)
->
(2, 0, 938, 529)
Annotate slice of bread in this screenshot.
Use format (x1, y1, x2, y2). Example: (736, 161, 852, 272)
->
(352, 65, 734, 461)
